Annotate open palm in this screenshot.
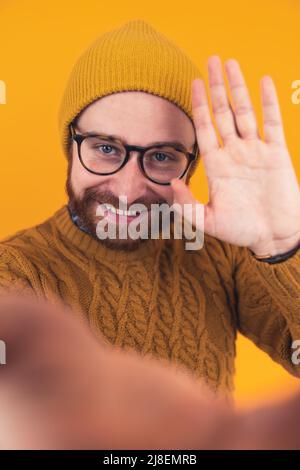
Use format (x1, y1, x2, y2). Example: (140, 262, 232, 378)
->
(172, 56, 300, 256)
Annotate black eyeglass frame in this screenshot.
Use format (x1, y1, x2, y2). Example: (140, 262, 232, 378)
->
(70, 122, 199, 186)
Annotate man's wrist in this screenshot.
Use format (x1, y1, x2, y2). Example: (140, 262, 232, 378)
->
(249, 239, 300, 264)
(249, 234, 300, 258)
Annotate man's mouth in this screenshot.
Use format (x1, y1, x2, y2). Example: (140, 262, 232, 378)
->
(100, 203, 148, 224)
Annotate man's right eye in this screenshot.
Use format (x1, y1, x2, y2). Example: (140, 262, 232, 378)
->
(92, 144, 117, 154)
(98, 145, 114, 153)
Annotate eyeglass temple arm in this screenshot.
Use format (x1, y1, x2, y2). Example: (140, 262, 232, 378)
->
(192, 141, 200, 159)
(69, 122, 76, 138)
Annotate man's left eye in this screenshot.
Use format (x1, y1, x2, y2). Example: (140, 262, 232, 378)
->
(154, 152, 168, 161)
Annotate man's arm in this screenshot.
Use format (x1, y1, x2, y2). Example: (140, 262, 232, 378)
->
(231, 242, 300, 377)
(0, 294, 300, 449)
(0, 245, 40, 298)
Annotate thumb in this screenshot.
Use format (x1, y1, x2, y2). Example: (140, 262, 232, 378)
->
(170, 179, 198, 205)
(170, 179, 215, 237)
(170, 179, 206, 232)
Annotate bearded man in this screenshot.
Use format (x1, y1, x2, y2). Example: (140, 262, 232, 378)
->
(0, 20, 299, 401)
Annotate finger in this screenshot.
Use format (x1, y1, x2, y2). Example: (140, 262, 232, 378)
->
(207, 55, 238, 143)
(224, 59, 259, 140)
(191, 77, 219, 156)
(261, 76, 286, 146)
(171, 178, 198, 204)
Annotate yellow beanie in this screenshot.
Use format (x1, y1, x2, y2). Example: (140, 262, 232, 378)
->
(58, 19, 201, 164)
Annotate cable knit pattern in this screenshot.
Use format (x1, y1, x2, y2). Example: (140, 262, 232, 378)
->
(0, 205, 300, 400)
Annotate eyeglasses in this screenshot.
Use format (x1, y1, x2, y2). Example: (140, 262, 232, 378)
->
(70, 123, 198, 186)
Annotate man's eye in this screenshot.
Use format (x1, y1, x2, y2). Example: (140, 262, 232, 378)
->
(94, 145, 116, 154)
(101, 145, 114, 153)
(154, 152, 169, 161)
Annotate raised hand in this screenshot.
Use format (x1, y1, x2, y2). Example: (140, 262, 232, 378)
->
(172, 56, 300, 256)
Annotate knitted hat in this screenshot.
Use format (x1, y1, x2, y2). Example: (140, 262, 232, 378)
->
(58, 19, 201, 172)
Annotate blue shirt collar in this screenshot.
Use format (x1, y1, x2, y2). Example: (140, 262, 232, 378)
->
(67, 204, 92, 236)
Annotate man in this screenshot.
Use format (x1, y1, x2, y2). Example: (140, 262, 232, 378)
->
(0, 19, 299, 400)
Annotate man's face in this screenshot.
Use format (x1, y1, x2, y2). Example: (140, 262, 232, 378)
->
(67, 91, 196, 250)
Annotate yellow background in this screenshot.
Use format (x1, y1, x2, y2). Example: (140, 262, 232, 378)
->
(0, 0, 299, 406)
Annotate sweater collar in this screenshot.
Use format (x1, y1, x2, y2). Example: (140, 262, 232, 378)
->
(52, 205, 166, 263)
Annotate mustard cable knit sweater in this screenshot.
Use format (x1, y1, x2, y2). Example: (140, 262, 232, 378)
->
(0, 205, 299, 398)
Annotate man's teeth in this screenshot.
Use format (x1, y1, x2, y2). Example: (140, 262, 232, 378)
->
(103, 204, 147, 217)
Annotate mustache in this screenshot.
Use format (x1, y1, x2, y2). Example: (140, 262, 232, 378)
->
(82, 187, 168, 211)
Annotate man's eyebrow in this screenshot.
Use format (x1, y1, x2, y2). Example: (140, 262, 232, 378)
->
(74, 125, 195, 151)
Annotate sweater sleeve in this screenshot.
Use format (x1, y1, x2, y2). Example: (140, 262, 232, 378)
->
(231, 243, 300, 378)
(0, 246, 39, 299)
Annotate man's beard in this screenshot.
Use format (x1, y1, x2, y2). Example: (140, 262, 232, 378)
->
(66, 172, 169, 252)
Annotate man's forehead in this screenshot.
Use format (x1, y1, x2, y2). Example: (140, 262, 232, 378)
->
(74, 122, 195, 150)
(75, 109, 196, 149)
(75, 92, 196, 143)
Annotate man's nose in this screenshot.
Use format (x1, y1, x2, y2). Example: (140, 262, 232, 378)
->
(109, 153, 147, 204)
